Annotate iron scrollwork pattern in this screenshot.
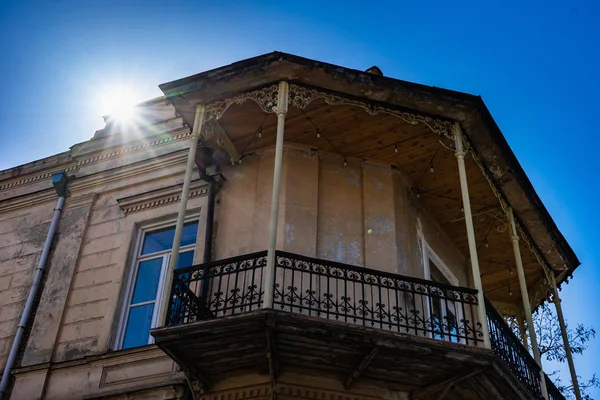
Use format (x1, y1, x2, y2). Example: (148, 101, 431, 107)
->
(486, 298, 564, 400)
(204, 85, 279, 121)
(272, 251, 483, 345)
(288, 84, 454, 139)
(166, 251, 267, 326)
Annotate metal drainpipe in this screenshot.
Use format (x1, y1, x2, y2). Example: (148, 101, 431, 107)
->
(203, 179, 216, 264)
(0, 171, 69, 400)
(199, 174, 223, 312)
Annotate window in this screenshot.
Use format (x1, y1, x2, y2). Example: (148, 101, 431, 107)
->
(119, 221, 199, 349)
(428, 257, 460, 342)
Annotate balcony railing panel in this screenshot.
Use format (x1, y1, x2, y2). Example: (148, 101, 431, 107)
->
(486, 298, 548, 399)
(274, 251, 483, 345)
(166, 251, 267, 326)
(167, 251, 482, 345)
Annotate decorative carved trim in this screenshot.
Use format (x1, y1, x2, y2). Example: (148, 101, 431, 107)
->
(0, 129, 191, 193)
(0, 189, 58, 213)
(117, 180, 208, 215)
(0, 164, 78, 191)
(288, 84, 454, 139)
(205, 85, 279, 120)
(76, 131, 191, 168)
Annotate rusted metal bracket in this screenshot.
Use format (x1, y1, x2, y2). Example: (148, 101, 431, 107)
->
(344, 347, 379, 389)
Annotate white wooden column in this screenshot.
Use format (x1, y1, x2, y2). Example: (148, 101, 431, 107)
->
(158, 105, 205, 325)
(263, 81, 289, 308)
(453, 123, 490, 348)
(508, 208, 548, 399)
(548, 271, 582, 400)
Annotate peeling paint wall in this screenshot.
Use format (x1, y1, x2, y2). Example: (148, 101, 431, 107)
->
(211, 144, 470, 282)
(215, 155, 260, 258)
(317, 156, 364, 267)
(0, 137, 472, 399)
(0, 201, 55, 371)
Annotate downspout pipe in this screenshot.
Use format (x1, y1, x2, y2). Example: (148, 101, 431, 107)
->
(0, 171, 69, 400)
(203, 179, 216, 264)
(198, 168, 224, 312)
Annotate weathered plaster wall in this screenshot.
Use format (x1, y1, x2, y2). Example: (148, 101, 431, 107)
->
(316, 156, 364, 267)
(213, 144, 469, 282)
(0, 200, 56, 371)
(22, 196, 96, 366)
(0, 135, 470, 399)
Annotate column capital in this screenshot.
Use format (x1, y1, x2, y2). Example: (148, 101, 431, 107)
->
(454, 150, 466, 160)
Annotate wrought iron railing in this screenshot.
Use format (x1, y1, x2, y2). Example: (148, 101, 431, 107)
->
(273, 251, 483, 344)
(166, 251, 267, 325)
(167, 250, 482, 344)
(486, 298, 565, 400)
(546, 375, 564, 400)
(166, 251, 563, 399)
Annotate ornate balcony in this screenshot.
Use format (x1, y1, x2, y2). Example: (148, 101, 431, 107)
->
(151, 251, 564, 400)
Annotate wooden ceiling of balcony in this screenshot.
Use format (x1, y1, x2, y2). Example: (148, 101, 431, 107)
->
(218, 100, 543, 308)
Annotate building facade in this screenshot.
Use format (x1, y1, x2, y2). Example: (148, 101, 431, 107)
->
(0, 53, 582, 400)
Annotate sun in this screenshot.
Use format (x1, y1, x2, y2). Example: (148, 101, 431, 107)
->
(98, 86, 139, 123)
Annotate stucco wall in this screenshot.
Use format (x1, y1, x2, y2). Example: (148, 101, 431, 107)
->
(0, 136, 470, 398)
(213, 144, 469, 283)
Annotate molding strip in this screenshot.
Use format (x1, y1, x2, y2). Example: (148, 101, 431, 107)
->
(117, 180, 208, 215)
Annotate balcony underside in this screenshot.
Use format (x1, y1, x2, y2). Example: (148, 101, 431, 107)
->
(152, 309, 536, 400)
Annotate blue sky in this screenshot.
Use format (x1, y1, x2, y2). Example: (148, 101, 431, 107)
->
(1, 0, 598, 396)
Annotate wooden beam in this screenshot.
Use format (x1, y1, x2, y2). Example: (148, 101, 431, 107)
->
(266, 324, 279, 386)
(465, 378, 492, 399)
(412, 369, 481, 399)
(344, 347, 379, 389)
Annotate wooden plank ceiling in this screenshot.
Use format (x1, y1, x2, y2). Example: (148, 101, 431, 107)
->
(218, 99, 543, 308)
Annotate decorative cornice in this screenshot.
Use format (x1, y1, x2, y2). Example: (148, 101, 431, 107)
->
(0, 164, 77, 191)
(0, 189, 58, 214)
(204, 84, 279, 121)
(117, 180, 208, 215)
(0, 129, 191, 194)
(76, 130, 191, 168)
(0, 190, 97, 214)
(288, 84, 454, 139)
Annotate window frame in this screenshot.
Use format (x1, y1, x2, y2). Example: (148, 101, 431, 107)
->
(116, 215, 200, 350)
(417, 224, 465, 343)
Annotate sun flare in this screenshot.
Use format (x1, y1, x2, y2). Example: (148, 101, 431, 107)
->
(98, 86, 139, 122)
